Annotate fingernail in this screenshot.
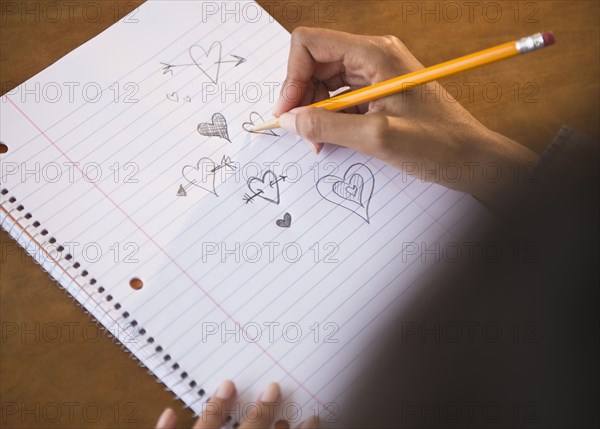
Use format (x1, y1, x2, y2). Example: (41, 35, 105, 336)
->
(305, 140, 324, 155)
(278, 111, 297, 134)
(155, 408, 176, 429)
(259, 382, 281, 402)
(214, 379, 235, 400)
(272, 97, 284, 116)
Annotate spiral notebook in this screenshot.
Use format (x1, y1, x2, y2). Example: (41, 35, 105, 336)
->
(0, 0, 489, 425)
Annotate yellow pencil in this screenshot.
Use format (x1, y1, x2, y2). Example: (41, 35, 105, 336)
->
(252, 32, 555, 132)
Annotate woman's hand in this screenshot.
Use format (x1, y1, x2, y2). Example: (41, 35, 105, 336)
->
(155, 380, 316, 429)
(274, 27, 538, 203)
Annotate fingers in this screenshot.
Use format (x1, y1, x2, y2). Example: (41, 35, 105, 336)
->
(298, 79, 334, 111)
(239, 382, 281, 429)
(193, 379, 236, 429)
(157, 382, 313, 429)
(274, 28, 427, 118)
(279, 107, 395, 158)
(274, 27, 378, 116)
(155, 408, 177, 429)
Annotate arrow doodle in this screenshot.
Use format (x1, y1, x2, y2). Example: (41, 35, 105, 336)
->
(210, 156, 236, 173)
(244, 171, 284, 205)
(160, 45, 246, 81)
(216, 55, 247, 67)
(270, 175, 287, 187)
(243, 189, 264, 204)
(177, 156, 236, 197)
(161, 62, 196, 75)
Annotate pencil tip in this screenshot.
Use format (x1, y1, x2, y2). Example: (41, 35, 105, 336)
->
(250, 118, 279, 132)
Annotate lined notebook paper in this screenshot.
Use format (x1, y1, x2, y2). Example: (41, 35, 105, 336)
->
(0, 1, 489, 425)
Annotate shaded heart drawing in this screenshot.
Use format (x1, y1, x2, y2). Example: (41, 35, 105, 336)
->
(189, 41, 222, 84)
(333, 173, 364, 205)
(167, 92, 179, 102)
(276, 213, 292, 228)
(182, 158, 218, 196)
(247, 170, 280, 205)
(242, 111, 279, 137)
(316, 163, 375, 223)
(197, 113, 230, 142)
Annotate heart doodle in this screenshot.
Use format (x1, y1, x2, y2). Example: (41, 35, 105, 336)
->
(276, 213, 292, 228)
(182, 158, 219, 196)
(247, 170, 281, 205)
(167, 92, 179, 102)
(197, 113, 230, 142)
(333, 173, 364, 205)
(189, 41, 222, 84)
(242, 111, 279, 137)
(316, 163, 375, 223)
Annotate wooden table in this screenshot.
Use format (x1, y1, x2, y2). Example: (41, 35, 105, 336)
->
(1, 1, 598, 428)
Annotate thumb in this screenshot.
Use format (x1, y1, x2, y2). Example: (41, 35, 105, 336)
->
(278, 106, 390, 156)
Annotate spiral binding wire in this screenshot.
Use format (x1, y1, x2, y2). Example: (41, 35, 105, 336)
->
(0, 186, 216, 414)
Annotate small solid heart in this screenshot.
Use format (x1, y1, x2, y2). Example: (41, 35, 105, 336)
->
(276, 213, 292, 228)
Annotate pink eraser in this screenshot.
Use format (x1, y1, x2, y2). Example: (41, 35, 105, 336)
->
(542, 32, 556, 46)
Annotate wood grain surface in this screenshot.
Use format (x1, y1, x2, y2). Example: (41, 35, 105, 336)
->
(1, 1, 598, 428)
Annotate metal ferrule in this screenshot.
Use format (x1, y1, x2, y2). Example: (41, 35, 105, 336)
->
(516, 33, 546, 53)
